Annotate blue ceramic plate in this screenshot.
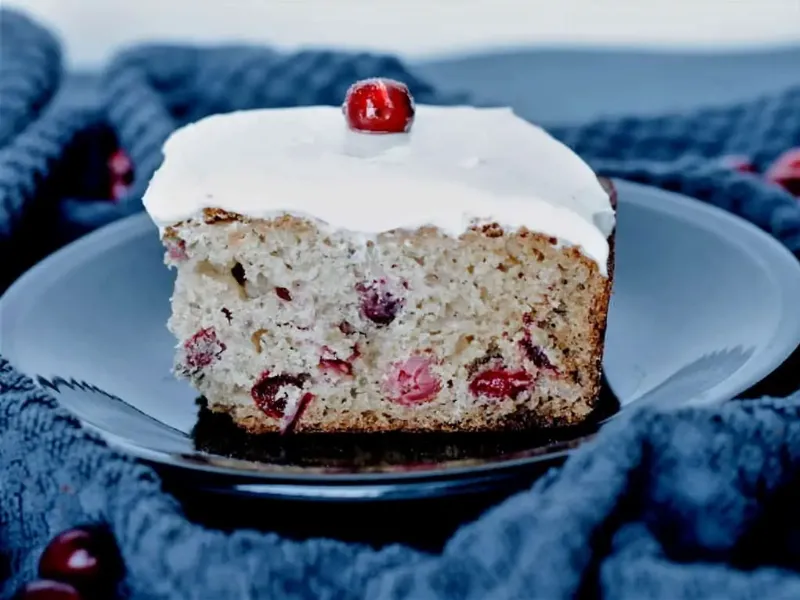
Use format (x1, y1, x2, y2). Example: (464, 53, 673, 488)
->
(2, 180, 799, 501)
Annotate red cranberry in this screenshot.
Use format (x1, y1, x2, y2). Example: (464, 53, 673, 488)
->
(520, 340, 556, 371)
(107, 149, 134, 201)
(519, 313, 558, 373)
(165, 237, 188, 261)
(108, 149, 133, 179)
(319, 359, 352, 376)
(469, 368, 533, 399)
(14, 580, 82, 600)
(319, 349, 352, 376)
(339, 321, 357, 335)
(251, 372, 309, 419)
(275, 287, 292, 301)
(383, 356, 441, 405)
(282, 392, 315, 435)
(110, 181, 130, 201)
(318, 345, 360, 377)
(343, 78, 415, 134)
(765, 148, 800, 196)
(38, 526, 122, 596)
(720, 154, 757, 174)
(356, 278, 404, 325)
(182, 328, 226, 375)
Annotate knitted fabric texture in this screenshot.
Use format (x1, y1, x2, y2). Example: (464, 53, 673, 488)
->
(0, 7, 61, 239)
(549, 89, 800, 256)
(0, 9, 61, 148)
(3, 361, 800, 600)
(0, 8, 100, 291)
(2, 7, 800, 599)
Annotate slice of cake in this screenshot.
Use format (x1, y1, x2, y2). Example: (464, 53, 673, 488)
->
(142, 78, 617, 435)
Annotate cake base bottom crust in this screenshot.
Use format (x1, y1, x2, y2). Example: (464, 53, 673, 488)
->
(191, 384, 621, 468)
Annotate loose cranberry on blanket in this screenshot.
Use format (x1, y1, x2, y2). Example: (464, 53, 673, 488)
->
(765, 148, 800, 196)
(343, 78, 415, 134)
(37, 526, 123, 598)
(107, 149, 133, 179)
(720, 154, 758, 174)
(107, 149, 134, 201)
(14, 580, 83, 600)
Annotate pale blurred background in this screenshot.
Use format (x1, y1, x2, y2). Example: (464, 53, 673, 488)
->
(9, 0, 800, 69)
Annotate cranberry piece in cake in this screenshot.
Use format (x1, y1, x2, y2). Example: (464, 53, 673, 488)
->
(283, 392, 315, 434)
(164, 236, 188, 262)
(519, 313, 559, 374)
(251, 372, 309, 419)
(181, 328, 226, 375)
(319, 356, 353, 376)
(275, 287, 292, 301)
(383, 356, 441, 406)
(343, 78, 415, 134)
(338, 320, 357, 335)
(319, 345, 359, 377)
(469, 368, 534, 400)
(520, 341, 557, 372)
(356, 278, 404, 325)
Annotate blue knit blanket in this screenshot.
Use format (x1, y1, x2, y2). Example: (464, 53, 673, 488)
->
(2, 7, 800, 599)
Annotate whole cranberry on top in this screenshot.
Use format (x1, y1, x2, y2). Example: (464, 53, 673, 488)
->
(342, 78, 415, 134)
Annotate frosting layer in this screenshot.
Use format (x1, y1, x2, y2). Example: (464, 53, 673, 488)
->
(142, 105, 615, 273)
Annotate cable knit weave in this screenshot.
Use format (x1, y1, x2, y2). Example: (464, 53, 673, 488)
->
(3, 359, 800, 600)
(548, 88, 800, 254)
(0, 8, 62, 148)
(1, 7, 800, 599)
(0, 8, 78, 241)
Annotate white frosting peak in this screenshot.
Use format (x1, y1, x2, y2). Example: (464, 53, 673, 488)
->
(142, 105, 615, 274)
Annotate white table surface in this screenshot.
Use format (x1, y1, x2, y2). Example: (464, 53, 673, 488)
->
(8, 0, 800, 69)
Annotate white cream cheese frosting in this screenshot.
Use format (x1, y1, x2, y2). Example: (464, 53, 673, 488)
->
(142, 105, 615, 274)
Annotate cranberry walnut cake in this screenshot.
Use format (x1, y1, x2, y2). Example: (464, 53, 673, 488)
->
(142, 78, 617, 435)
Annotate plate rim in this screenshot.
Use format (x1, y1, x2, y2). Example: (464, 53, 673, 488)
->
(2, 179, 800, 490)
